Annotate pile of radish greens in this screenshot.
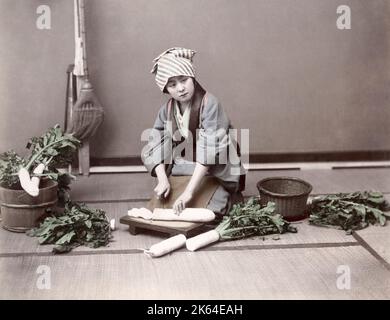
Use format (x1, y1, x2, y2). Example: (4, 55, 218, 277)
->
(184, 198, 297, 252)
(309, 191, 390, 233)
(217, 197, 297, 240)
(27, 201, 112, 253)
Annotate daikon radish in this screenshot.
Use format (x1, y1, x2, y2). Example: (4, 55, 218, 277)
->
(18, 167, 39, 197)
(186, 200, 298, 252)
(152, 208, 215, 222)
(110, 218, 116, 231)
(144, 234, 186, 258)
(127, 208, 215, 222)
(18, 163, 46, 197)
(31, 163, 45, 189)
(127, 208, 153, 220)
(186, 230, 220, 251)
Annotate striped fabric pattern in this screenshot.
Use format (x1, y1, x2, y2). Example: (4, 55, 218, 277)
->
(151, 47, 196, 91)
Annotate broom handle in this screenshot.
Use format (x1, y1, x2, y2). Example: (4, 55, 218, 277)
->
(74, 0, 88, 77)
(79, 0, 88, 77)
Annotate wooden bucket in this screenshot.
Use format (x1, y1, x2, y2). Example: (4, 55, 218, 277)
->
(0, 179, 58, 232)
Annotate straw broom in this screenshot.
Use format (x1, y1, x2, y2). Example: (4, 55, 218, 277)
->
(71, 0, 104, 142)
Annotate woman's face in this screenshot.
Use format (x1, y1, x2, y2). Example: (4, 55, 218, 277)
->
(165, 76, 195, 103)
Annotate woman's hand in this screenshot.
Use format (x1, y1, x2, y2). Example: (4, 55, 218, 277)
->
(172, 163, 207, 214)
(154, 177, 170, 199)
(173, 191, 193, 214)
(154, 164, 170, 199)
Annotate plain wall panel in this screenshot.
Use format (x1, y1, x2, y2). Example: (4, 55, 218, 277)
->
(0, 0, 389, 159)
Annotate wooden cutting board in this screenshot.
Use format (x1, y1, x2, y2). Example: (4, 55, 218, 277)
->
(119, 215, 207, 237)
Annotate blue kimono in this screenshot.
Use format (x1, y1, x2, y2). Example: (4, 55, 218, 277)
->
(142, 82, 246, 215)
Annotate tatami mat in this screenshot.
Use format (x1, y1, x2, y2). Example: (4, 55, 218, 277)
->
(0, 202, 155, 255)
(355, 226, 390, 265)
(69, 168, 390, 202)
(245, 168, 390, 196)
(0, 201, 360, 256)
(1, 167, 390, 299)
(1, 246, 389, 299)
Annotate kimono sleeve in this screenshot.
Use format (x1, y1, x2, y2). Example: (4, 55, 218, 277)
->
(141, 104, 173, 176)
(196, 94, 231, 166)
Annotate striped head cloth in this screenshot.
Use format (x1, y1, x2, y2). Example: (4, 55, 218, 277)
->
(151, 47, 196, 92)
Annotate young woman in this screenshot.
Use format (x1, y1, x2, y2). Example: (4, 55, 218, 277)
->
(142, 47, 245, 216)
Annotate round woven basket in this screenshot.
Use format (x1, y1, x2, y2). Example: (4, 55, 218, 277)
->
(257, 176, 312, 221)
